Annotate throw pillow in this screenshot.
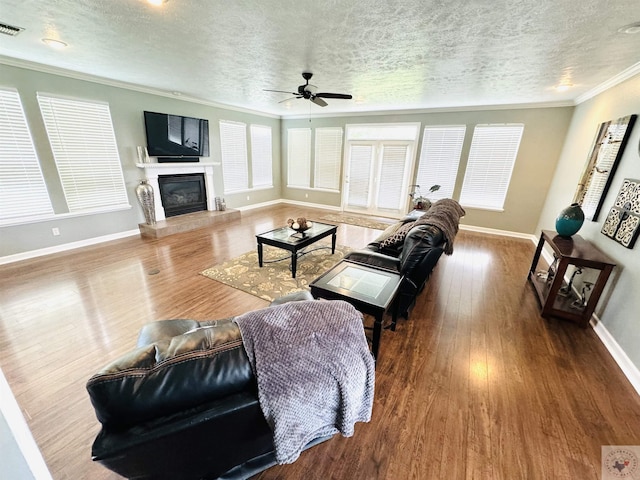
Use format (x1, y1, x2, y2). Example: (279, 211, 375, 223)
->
(379, 221, 416, 248)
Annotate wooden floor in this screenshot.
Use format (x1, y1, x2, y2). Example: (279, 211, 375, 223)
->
(1, 204, 639, 480)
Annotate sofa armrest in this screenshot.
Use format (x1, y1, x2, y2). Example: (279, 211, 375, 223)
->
(87, 319, 254, 429)
(343, 250, 401, 272)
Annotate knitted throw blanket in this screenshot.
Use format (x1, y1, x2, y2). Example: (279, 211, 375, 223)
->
(234, 300, 375, 464)
(416, 198, 466, 255)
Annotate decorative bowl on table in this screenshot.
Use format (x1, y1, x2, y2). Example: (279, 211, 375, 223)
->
(287, 217, 313, 235)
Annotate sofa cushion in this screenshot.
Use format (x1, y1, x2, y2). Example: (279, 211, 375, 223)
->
(86, 319, 254, 429)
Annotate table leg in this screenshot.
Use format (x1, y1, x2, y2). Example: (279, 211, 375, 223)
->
(257, 242, 263, 267)
(372, 312, 382, 359)
(291, 252, 297, 278)
(331, 232, 336, 254)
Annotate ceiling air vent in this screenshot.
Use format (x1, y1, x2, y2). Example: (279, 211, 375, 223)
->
(0, 22, 24, 37)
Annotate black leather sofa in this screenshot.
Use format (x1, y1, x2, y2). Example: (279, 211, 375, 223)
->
(343, 199, 465, 320)
(87, 292, 330, 480)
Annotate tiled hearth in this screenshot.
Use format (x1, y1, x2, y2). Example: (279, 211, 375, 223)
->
(138, 209, 240, 239)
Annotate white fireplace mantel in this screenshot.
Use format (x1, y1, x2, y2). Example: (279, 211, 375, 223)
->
(136, 162, 220, 222)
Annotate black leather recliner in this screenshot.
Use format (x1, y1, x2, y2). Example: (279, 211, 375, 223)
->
(87, 292, 329, 480)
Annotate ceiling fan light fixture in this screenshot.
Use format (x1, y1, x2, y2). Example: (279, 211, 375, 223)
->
(42, 38, 67, 49)
(147, 0, 168, 6)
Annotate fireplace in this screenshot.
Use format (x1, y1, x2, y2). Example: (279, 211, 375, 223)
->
(158, 173, 207, 217)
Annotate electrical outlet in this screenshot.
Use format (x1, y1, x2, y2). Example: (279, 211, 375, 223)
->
(52, 227, 60, 236)
(246, 195, 250, 201)
(305, 193, 309, 198)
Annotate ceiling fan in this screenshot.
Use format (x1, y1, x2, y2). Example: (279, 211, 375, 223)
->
(264, 72, 352, 107)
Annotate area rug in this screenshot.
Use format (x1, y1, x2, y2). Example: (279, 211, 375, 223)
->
(318, 213, 394, 230)
(200, 243, 351, 302)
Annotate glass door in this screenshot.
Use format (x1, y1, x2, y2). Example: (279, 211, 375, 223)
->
(344, 141, 414, 217)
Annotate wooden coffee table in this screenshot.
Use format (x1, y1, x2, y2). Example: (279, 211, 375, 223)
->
(309, 260, 403, 360)
(255, 221, 337, 278)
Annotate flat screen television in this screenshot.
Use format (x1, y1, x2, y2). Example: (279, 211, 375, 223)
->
(144, 111, 210, 160)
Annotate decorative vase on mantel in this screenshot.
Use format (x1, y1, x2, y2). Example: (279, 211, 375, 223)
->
(555, 203, 584, 237)
(135, 180, 156, 225)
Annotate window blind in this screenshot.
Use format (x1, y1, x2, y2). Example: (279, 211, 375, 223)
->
(459, 124, 524, 210)
(249, 124, 273, 188)
(416, 125, 466, 200)
(0, 88, 54, 223)
(346, 144, 373, 208)
(37, 93, 129, 213)
(219, 120, 248, 193)
(376, 144, 409, 210)
(287, 128, 311, 188)
(314, 127, 343, 191)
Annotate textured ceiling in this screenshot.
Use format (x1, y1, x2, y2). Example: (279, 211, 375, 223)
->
(2, 0, 640, 116)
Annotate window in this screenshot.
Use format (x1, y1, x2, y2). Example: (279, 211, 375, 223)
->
(37, 93, 129, 213)
(219, 120, 248, 193)
(287, 128, 311, 188)
(415, 125, 466, 201)
(459, 124, 524, 210)
(314, 127, 343, 191)
(250, 124, 273, 188)
(0, 88, 54, 224)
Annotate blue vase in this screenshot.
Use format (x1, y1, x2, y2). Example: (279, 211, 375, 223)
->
(555, 203, 584, 237)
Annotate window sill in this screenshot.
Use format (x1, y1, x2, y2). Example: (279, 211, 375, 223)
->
(0, 204, 131, 228)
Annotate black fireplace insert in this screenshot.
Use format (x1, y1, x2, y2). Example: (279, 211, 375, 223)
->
(158, 173, 207, 217)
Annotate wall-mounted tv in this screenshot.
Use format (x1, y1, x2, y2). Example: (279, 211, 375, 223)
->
(144, 111, 210, 160)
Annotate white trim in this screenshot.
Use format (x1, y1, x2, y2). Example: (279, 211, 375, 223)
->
(575, 61, 640, 104)
(0, 229, 139, 265)
(459, 223, 537, 241)
(0, 55, 279, 119)
(236, 198, 342, 212)
(591, 316, 640, 397)
(0, 368, 53, 480)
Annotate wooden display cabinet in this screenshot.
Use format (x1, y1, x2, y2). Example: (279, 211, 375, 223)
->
(528, 230, 616, 328)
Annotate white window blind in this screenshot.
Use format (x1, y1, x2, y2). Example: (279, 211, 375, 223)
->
(376, 144, 409, 211)
(250, 124, 272, 188)
(37, 94, 129, 213)
(0, 88, 54, 223)
(219, 120, 248, 193)
(314, 127, 343, 191)
(416, 125, 466, 200)
(346, 144, 374, 208)
(460, 124, 524, 210)
(287, 128, 311, 188)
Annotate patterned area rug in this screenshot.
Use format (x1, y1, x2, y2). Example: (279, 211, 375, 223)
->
(200, 243, 351, 302)
(318, 213, 394, 230)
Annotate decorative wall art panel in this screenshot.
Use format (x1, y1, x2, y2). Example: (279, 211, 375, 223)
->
(601, 178, 640, 248)
(573, 114, 637, 221)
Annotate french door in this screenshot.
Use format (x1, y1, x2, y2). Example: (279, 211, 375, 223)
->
(343, 141, 415, 218)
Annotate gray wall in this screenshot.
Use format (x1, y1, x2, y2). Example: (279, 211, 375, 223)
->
(0, 63, 282, 257)
(537, 73, 640, 373)
(282, 106, 574, 234)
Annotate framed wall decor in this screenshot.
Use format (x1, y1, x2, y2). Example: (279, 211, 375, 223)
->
(601, 178, 640, 249)
(573, 114, 637, 221)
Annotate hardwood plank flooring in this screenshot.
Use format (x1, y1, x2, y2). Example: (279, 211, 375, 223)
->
(1, 204, 639, 479)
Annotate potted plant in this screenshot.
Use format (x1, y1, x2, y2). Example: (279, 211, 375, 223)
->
(409, 184, 440, 210)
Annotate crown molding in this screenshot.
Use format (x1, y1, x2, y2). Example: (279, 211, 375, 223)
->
(0, 56, 280, 119)
(575, 61, 640, 104)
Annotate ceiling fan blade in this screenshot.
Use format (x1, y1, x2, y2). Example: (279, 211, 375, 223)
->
(264, 89, 298, 95)
(278, 96, 301, 104)
(316, 92, 353, 99)
(310, 96, 328, 107)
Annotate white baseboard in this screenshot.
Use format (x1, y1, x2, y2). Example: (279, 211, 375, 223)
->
(0, 368, 53, 480)
(591, 317, 640, 396)
(0, 229, 140, 265)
